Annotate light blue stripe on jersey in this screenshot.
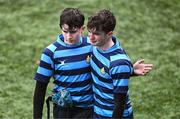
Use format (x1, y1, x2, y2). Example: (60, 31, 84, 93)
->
(54, 73, 91, 82)
(113, 79, 128, 86)
(94, 106, 112, 117)
(92, 47, 110, 67)
(124, 106, 133, 117)
(130, 66, 134, 75)
(91, 59, 110, 78)
(55, 83, 91, 92)
(93, 84, 113, 99)
(47, 43, 57, 51)
(110, 54, 130, 62)
(55, 60, 89, 70)
(111, 65, 131, 74)
(41, 54, 53, 64)
(72, 94, 92, 102)
(37, 67, 52, 76)
(86, 37, 91, 43)
(94, 94, 114, 107)
(92, 74, 113, 89)
(54, 45, 92, 58)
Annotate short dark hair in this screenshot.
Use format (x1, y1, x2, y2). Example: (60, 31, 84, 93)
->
(87, 9, 116, 33)
(60, 8, 85, 29)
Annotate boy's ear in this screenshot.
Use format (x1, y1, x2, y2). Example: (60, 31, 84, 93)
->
(107, 31, 113, 36)
(81, 25, 86, 31)
(80, 25, 85, 33)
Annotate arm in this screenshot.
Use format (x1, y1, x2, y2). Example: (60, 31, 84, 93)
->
(132, 59, 153, 76)
(33, 81, 48, 119)
(33, 47, 54, 118)
(110, 59, 132, 118)
(112, 93, 126, 119)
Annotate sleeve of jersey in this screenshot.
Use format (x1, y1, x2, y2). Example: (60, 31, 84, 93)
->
(110, 60, 133, 94)
(34, 47, 54, 83)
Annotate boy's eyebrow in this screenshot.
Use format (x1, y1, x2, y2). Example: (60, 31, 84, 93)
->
(62, 27, 78, 31)
(88, 29, 101, 34)
(88, 28, 96, 33)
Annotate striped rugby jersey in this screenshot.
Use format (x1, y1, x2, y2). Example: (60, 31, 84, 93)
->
(90, 36, 133, 118)
(34, 34, 93, 107)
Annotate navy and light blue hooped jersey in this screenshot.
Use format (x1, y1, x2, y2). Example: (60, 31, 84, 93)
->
(90, 36, 133, 118)
(34, 34, 93, 107)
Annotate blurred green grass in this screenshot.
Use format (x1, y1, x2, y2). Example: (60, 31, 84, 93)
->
(0, 0, 179, 118)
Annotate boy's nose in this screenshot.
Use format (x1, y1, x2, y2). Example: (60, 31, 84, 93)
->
(88, 33, 95, 40)
(67, 32, 73, 38)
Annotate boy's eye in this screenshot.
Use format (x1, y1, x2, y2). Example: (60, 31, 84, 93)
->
(90, 32, 100, 35)
(69, 30, 77, 34)
(63, 30, 68, 33)
(93, 32, 100, 35)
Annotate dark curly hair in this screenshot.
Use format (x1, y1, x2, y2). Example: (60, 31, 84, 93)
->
(87, 9, 116, 33)
(60, 8, 85, 30)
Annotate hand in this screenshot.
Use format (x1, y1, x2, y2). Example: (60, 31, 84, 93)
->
(133, 59, 153, 76)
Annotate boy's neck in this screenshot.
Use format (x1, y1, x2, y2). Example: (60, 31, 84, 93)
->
(98, 38, 114, 51)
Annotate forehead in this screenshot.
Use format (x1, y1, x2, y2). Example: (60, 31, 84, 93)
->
(61, 24, 78, 31)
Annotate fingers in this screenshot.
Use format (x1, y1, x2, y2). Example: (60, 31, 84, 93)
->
(143, 68, 152, 74)
(141, 71, 147, 76)
(133, 59, 144, 67)
(141, 64, 153, 69)
(144, 64, 153, 71)
(144, 67, 153, 70)
(144, 64, 153, 67)
(137, 59, 144, 64)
